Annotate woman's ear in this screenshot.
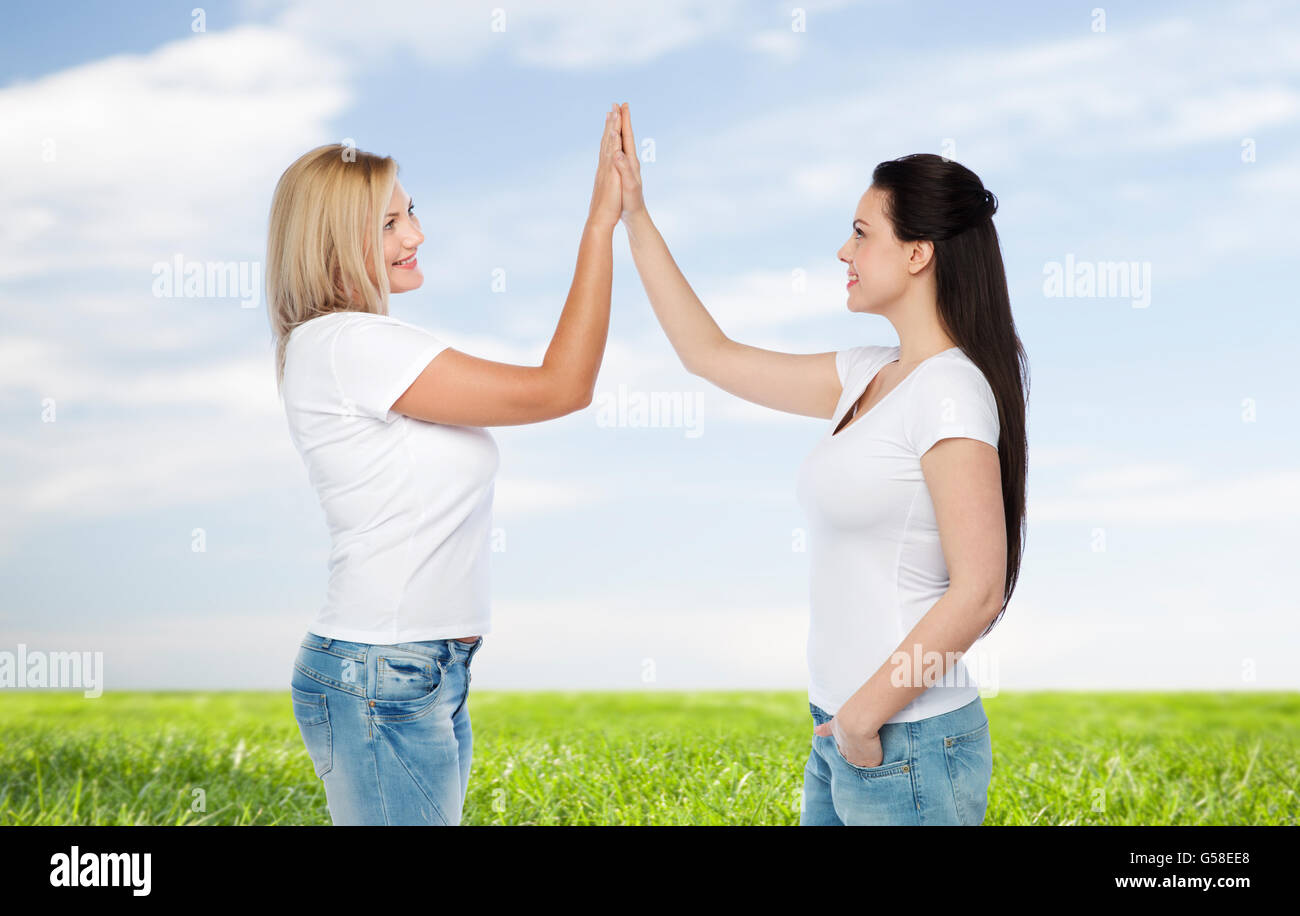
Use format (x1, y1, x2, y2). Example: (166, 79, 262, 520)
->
(907, 239, 934, 275)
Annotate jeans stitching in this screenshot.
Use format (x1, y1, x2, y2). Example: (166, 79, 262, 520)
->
(294, 659, 365, 698)
(299, 635, 366, 662)
(375, 655, 447, 705)
(291, 690, 333, 778)
(373, 726, 451, 826)
(832, 737, 910, 778)
(943, 719, 991, 825)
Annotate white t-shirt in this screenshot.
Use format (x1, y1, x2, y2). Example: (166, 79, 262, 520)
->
(281, 310, 499, 644)
(795, 344, 1000, 723)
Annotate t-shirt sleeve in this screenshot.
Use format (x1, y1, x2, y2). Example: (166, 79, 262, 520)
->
(903, 359, 1000, 456)
(835, 345, 894, 387)
(331, 315, 449, 422)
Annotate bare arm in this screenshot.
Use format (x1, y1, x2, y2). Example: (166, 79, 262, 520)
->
(392, 107, 622, 426)
(823, 437, 1007, 763)
(613, 103, 842, 420)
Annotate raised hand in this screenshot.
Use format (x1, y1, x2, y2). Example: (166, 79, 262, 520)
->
(612, 102, 646, 222)
(588, 104, 624, 232)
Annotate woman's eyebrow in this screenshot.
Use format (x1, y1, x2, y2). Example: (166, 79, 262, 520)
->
(385, 198, 413, 218)
(853, 219, 869, 228)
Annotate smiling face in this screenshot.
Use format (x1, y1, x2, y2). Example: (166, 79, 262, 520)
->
(837, 185, 930, 314)
(381, 179, 424, 294)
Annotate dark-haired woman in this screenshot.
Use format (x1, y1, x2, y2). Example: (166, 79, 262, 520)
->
(611, 103, 1028, 826)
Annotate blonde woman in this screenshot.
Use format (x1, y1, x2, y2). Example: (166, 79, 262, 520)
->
(268, 106, 624, 825)
(610, 103, 1028, 826)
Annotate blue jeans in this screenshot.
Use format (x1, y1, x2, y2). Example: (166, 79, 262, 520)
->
(289, 630, 485, 825)
(800, 696, 993, 825)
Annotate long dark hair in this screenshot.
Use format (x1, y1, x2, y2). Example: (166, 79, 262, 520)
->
(871, 153, 1028, 638)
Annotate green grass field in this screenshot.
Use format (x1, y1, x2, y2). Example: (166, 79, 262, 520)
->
(0, 690, 1294, 825)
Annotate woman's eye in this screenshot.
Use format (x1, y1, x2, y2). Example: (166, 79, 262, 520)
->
(384, 219, 394, 230)
(854, 229, 863, 238)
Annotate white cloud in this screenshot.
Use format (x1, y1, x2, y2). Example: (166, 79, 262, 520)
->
(14, 586, 1298, 690)
(0, 24, 351, 281)
(1032, 467, 1300, 523)
(269, 0, 751, 71)
(747, 29, 805, 64)
(1073, 463, 1199, 491)
(971, 592, 1299, 691)
(1027, 445, 1104, 468)
(642, 3, 1300, 251)
(698, 267, 854, 332)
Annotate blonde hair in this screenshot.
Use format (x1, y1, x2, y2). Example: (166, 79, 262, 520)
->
(266, 143, 399, 393)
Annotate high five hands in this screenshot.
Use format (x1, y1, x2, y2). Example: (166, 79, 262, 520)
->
(588, 102, 647, 232)
(588, 104, 624, 232)
(612, 103, 646, 223)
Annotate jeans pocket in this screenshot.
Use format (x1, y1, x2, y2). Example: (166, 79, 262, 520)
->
(371, 652, 446, 718)
(290, 685, 333, 778)
(829, 726, 911, 778)
(943, 718, 992, 825)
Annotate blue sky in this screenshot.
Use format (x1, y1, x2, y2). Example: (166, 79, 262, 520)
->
(1, 0, 1296, 693)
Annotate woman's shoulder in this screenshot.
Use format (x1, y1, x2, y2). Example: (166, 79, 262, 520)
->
(288, 310, 356, 344)
(924, 347, 985, 377)
(290, 309, 394, 336)
(288, 310, 427, 357)
(908, 347, 996, 404)
(835, 344, 899, 386)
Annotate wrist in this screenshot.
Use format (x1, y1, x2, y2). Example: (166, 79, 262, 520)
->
(621, 207, 652, 239)
(583, 217, 617, 239)
(837, 699, 881, 737)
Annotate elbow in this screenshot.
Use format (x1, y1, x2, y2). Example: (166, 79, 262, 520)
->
(572, 387, 595, 412)
(952, 580, 1004, 626)
(680, 348, 712, 379)
(536, 365, 594, 417)
(976, 585, 1004, 626)
(681, 335, 728, 380)
(680, 356, 706, 378)
(558, 385, 594, 415)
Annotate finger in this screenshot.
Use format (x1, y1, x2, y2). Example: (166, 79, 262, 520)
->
(599, 109, 615, 162)
(604, 110, 622, 163)
(606, 108, 620, 159)
(610, 104, 624, 150)
(619, 103, 637, 165)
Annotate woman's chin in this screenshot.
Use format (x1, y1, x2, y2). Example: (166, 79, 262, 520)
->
(389, 273, 424, 293)
(846, 289, 884, 313)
